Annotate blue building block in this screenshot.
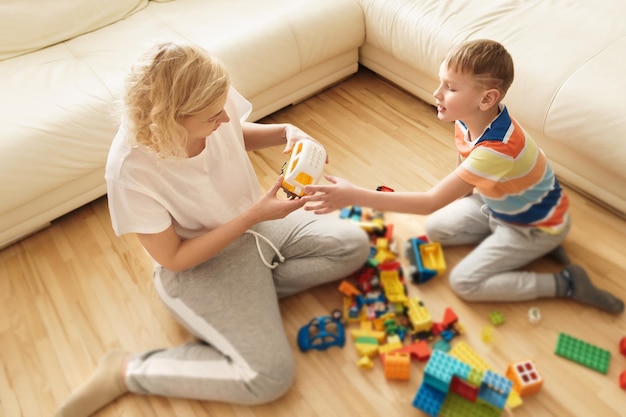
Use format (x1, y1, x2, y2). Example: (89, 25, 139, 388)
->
(412, 383, 446, 417)
(478, 370, 512, 410)
(424, 350, 471, 393)
(433, 339, 451, 352)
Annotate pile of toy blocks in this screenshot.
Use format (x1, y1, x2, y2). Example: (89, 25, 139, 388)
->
(413, 341, 534, 417)
(337, 206, 463, 380)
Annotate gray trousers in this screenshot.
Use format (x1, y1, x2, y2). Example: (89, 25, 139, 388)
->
(425, 194, 570, 302)
(125, 210, 370, 404)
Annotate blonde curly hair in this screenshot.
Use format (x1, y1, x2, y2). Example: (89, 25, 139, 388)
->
(123, 42, 231, 158)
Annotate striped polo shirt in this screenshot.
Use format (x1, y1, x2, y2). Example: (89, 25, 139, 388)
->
(454, 106, 569, 231)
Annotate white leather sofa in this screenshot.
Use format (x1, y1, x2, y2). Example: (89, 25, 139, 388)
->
(356, 0, 626, 218)
(0, 0, 364, 248)
(2, 0, 625, 249)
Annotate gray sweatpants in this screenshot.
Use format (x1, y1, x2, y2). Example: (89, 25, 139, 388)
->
(124, 209, 370, 404)
(424, 194, 570, 302)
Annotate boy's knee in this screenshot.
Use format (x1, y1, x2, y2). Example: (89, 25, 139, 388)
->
(424, 215, 448, 243)
(448, 268, 480, 301)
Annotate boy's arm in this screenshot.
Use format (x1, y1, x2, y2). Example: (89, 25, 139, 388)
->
(303, 172, 473, 215)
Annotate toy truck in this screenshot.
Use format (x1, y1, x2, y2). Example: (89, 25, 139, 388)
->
(280, 139, 326, 198)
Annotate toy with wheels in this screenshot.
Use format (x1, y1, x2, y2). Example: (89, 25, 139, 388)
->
(297, 310, 345, 352)
(405, 236, 446, 284)
(280, 139, 326, 198)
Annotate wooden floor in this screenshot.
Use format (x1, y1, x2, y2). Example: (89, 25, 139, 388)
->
(2, 68, 625, 417)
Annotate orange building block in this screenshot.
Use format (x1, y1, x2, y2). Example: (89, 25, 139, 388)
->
(338, 280, 360, 297)
(383, 351, 411, 380)
(506, 360, 544, 397)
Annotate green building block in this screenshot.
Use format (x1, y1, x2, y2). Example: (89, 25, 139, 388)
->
(440, 392, 502, 417)
(554, 332, 610, 374)
(488, 310, 505, 326)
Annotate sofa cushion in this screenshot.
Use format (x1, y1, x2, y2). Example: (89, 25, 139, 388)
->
(0, 0, 148, 60)
(0, 0, 364, 247)
(356, 0, 626, 215)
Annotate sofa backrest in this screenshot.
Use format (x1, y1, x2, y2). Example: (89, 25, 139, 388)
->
(0, 0, 149, 61)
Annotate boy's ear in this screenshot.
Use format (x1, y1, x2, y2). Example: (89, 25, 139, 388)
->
(480, 88, 500, 110)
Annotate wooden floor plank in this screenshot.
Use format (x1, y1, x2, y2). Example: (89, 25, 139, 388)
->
(1, 68, 625, 416)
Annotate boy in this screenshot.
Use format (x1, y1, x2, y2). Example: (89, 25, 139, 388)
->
(303, 39, 623, 314)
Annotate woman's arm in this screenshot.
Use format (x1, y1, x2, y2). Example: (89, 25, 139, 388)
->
(137, 176, 304, 272)
(242, 122, 327, 160)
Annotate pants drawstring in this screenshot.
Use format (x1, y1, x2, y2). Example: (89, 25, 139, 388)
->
(244, 230, 285, 269)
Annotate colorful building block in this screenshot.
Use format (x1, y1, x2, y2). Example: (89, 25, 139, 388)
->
(395, 340, 432, 361)
(489, 310, 505, 326)
(450, 341, 523, 409)
(413, 383, 445, 417)
(383, 351, 411, 380)
(405, 237, 446, 284)
(528, 307, 541, 324)
(506, 360, 543, 397)
(433, 339, 451, 352)
(555, 332, 611, 374)
(620, 370, 626, 390)
(413, 349, 513, 417)
(405, 296, 433, 334)
(424, 350, 471, 393)
(620, 336, 626, 357)
(478, 370, 512, 409)
(481, 326, 494, 344)
(439, 392, 501, 417)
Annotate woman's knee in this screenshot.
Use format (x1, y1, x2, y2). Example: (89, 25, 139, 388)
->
(245, 351, 296, 404)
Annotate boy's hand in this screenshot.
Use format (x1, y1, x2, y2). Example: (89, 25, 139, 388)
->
(302, 175, 356, 214)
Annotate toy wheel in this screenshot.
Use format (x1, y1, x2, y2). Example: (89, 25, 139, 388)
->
(331, 308, 343, 322)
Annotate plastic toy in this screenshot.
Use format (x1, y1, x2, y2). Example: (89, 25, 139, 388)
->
(620, 370, 626, 390)
(449, 341, 523, 409)
(376, 185, 395, 192)
(620, 336, 626, 356)
(412, 350, 512, 417)
(481, 326, 494, 344)
(489, 310, 505, 326)
(405, 237, 446, 284)
(297, 312, 345, 352)
(528, 307, 541, 324)
(280, 139, 326, 198)
(383, 351, 411, 380)
(554, 332, 611, 374)
(506, 360, 543, 397)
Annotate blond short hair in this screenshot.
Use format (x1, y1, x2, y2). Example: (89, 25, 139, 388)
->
(123, 42, 231, 158)
(445, 39, 514, 98)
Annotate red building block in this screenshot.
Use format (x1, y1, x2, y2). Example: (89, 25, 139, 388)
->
(620, 337, 626, 357)
(442, 307, 458, 328)
(396, 340, 431, 361)
(620, 370, 626, 390)
(450, 375, 479, 402)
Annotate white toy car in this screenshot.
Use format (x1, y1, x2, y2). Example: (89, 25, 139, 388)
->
(280, 139, 326, 198)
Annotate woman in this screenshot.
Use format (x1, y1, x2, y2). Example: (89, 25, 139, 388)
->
(56, 42, 370, 417)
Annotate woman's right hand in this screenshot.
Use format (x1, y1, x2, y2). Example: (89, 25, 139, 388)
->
(250, 175, 305, 222)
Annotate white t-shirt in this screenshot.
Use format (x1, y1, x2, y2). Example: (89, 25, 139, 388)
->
(105, 87, 262, 240)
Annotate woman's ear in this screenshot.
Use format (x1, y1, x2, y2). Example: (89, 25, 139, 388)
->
(480, 88, 501, 110)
